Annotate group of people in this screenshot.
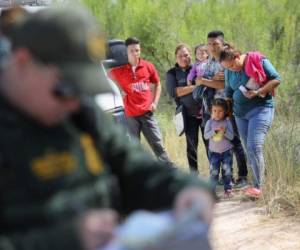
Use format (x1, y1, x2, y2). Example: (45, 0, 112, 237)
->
(171, 31, 280, 197)
(0, 4, 280, 250)
(165, 32, 249, 196)
(166, 31, 280, 197)
(0, 6, 214, 250)
(110, 30, 280, 198)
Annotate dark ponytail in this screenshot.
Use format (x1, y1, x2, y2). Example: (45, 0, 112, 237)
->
(219, 43, 241, 62)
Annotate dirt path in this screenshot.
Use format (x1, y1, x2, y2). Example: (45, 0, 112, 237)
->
(210, 191, 300, 250)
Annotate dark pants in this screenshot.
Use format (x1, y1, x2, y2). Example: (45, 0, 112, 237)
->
(127, 111, 173, 166)
(209, 150, 233, 191)
(184, 115, 209, 172)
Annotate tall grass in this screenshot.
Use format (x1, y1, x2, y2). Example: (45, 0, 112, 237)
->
(263, 110, 300, 215)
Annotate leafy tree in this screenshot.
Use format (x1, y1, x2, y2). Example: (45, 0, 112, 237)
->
(81, 0, 300, 110)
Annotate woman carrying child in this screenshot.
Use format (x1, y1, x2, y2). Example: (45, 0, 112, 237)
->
(165, 44, 209, 172)
(219, 45, 280, 198)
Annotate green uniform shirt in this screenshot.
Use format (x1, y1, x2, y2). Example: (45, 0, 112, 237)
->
(0, 95, 211, 250)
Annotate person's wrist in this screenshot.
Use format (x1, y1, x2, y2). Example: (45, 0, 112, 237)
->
(195, 78, 201, 86)
(256, 89, 264, 97)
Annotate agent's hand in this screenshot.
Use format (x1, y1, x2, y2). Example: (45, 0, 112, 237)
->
(77, 209, 118, 250)
(174, 187, 214, 225)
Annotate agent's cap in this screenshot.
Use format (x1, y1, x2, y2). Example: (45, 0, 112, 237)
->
(11, 7, 112, 96)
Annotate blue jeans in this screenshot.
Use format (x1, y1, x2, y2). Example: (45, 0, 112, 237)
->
(235, 106, 274, 188)
(209, 150, 233, 191)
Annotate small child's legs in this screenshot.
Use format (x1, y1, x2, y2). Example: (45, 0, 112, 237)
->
(204, 87, 216, 111)
(221, 150, 233, 191)
(209, 150, 233, 191)
(209, 152, 221, 191)
(192, 85, 205, 104)
(192, 86, 204, 118)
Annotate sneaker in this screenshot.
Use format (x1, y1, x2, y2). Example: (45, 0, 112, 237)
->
(224, 189, 234, 198)
(230, 176, 235, 187)
(234, 178, 248, 189)
(244, 187, 261, 198)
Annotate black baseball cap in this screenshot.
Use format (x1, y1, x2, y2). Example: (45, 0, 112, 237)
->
(11, 7, 112, 96)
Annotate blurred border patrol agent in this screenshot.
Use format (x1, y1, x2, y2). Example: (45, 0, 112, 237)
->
(0, 6, 214, 250)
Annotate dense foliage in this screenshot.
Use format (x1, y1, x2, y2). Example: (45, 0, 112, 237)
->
(82, 0, 299, 110)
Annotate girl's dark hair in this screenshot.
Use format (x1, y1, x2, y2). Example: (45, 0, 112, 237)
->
(194, 44, 208, 56)
(219, 43, 241, 62)
(211, 98, 229, 117)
